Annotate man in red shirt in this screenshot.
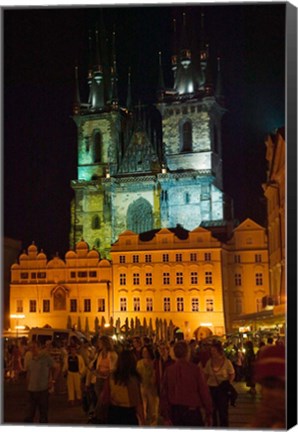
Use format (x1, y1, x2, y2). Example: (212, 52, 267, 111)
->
(160, 340, 213, 427)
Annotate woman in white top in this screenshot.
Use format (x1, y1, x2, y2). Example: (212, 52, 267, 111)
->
(204, 340, 235, 427)
(93, 336, 118, 423)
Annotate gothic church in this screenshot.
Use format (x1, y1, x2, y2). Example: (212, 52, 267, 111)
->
(70, 12, 232, 258)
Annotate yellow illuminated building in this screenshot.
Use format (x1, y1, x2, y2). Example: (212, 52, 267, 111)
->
(263, 128, 285, 303)
(222, 219, 270, 331)
(110, 226, 226, 339)
(9, 241, 112, 332)
(10, 218, 270, 339)
(262, 127, 286, 325)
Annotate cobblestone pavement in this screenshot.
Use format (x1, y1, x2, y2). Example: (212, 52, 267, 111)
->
(1, 375, 261, 428)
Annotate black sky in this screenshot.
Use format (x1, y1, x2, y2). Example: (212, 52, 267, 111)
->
(3, 3, 285, 257)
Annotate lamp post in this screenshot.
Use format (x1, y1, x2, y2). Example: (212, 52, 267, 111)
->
(10, 314, 25, 341)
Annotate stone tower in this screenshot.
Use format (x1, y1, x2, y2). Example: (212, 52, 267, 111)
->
(156, 12, 228, 230)
(70, 12, 232, 258)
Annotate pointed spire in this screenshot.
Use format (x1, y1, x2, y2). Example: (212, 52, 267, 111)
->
(110, 29, 118, 108)
(73, 64, 81, 115)
(200, 10, 208, 70)
(87, 30, 93, 105)
(94, 26, 103, 82)
(157, 51, 165, 101)
(215, 56, 224, 103)
(204, 44, 213, 96)
(126, 68, 133, 112)
(171, 18, 178, 76)
(89, 26, 105, 110)
(181, 12, 190, 53)
(200, 10, 205, 49)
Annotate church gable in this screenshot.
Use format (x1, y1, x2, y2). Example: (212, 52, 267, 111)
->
(118, 129, 160, 174)
(234, 218, 265, 232)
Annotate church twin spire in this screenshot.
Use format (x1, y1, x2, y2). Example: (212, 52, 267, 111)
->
(73, 23, 120, 115)
(73, 10, 225, 114)
(158, 11, 224, 103)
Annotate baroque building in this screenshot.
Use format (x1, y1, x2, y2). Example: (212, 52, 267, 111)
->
(221, 219, 270, 331)
(9, 242, 112, 331)
(262, 127, 286, 327)
(70, 13, 232, 259)
(110, 225, 226, 339)
(10, 219, 270, 338)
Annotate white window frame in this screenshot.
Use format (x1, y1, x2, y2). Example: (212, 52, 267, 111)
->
(191, 297, 199, 312)
(133, 297, 140, 312)
(120, 297, 127, 312)
(177, 297, 184, 312)
(164, 297, 171, 312)
(206, 298, 214, 312)
(190, 271, 198, 284)
(146, 297, 153, 312)
(98, 298, 105, 312)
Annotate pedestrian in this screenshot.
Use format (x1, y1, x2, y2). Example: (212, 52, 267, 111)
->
(243, 340, 256, 394)
(93, 335, 118, 423)
(136, 345, 159, 425)
(50, 340, 64, 394)
(23, 340, 59, 423)
(131, 336, 143, 361)
(9, 345, 23, 382)
(233, 346, 244, 382)
(103, 349, 145, 426)
(160, 340, 213, 427)
(197, 340, 211, 368)
(63, 344, 86, 406)
(267, 336, 274, 345)
(154, 342, 174, 396)
(204, 339, 235, 427)
(249, 344, 286, 428)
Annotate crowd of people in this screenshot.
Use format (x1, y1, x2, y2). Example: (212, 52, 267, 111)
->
(3, 333, 286, 427)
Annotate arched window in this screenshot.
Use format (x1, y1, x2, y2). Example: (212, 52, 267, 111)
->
(93, 131, 102, 163)
(127, 198, 153, 234)
(181, 120, 192, 152)
(92, 215, 101, 230)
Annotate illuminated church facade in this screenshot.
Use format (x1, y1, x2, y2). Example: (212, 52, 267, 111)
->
(70, 13, 232, 259)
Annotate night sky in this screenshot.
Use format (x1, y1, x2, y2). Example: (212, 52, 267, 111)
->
(4, 3, 285, 258)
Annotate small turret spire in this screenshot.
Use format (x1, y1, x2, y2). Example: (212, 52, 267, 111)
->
(94, 27, 103, 81)
(87, 30, 93, 104)
(180, 12, 191, 64)
(73, 64, 81, 115)
(157, 51, 165, 101)
(215, 56, 224, 103)
(204, 44, 213, 96)
(171, 18, 178, 77)
(126, 68, 133, 112)
(110, 30, 118, 108)
(200, 10, 208, 68)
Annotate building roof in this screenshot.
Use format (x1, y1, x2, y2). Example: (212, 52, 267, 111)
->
(139, 224, 189, 242)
